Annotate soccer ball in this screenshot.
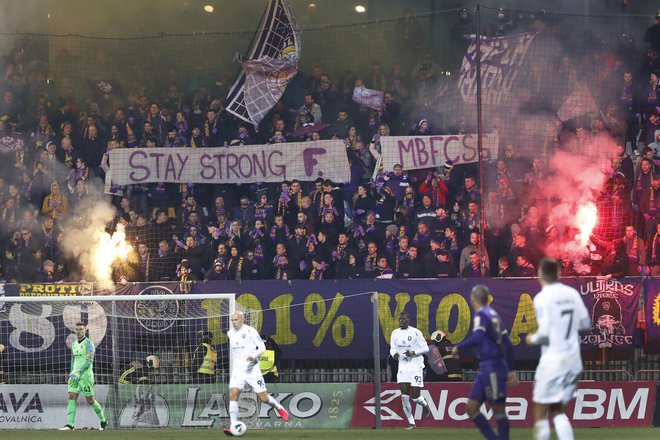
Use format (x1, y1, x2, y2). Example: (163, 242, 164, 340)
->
(230, 421, 247, 437)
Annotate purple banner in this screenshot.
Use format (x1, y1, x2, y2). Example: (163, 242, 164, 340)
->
(644, 278, 660, 347)
(0, 278, 642, 369)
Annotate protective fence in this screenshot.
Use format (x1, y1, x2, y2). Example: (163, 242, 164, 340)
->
(1, 3, 660, 432)
(0, 4, 657, 289)
(0, 278, 659, 429)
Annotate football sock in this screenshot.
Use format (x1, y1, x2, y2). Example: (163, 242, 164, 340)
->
(67, 399, 76, 426)
(495, 412, 509, 440)
(534, 419, 551, 440)
(91, 401, 105, 422)
(471, 412, 497, 440)
(553, 413, 574, 440)
(267, 395, 283, 410)
(412, 396, 428, 408)
(401, 395, 414, 425)
(229, 401, 239, 423)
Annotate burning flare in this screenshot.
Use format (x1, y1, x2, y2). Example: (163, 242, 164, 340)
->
(91, 223, 133, 288)
(576, 202, 598, 247)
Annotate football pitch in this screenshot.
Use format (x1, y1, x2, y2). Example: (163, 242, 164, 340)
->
(0, 428, 657, 439)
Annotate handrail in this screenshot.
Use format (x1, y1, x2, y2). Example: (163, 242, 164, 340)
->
(581, 369, 633, 380)
(634, 369, 660, 380)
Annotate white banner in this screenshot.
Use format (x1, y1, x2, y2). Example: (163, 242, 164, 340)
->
(0, 385, 109, 429)
(458, 33, 536, 106)
(107, 141, 350, 185)
(380, 133, 499, 171)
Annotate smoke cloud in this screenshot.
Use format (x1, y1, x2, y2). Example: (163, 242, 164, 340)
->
(58, 179, 130, 291)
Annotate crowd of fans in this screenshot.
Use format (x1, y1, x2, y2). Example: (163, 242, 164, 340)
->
(0, 8, 659, 284)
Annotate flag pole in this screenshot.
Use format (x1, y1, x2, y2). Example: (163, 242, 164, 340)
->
(475, 4, 487, 271)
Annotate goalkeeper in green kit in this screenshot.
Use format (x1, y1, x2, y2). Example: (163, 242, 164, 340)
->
(59, 322, 107, 430)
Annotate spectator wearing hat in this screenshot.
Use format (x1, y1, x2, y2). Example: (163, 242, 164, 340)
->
(424, 330, 463, 382)
(426, 250, 457, 278)
(205, 258, 226, 281)
(423, 234, 444, 269)
(41, 259, 60, 283)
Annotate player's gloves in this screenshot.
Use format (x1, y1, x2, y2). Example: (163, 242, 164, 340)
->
(69, 371, 81, 382)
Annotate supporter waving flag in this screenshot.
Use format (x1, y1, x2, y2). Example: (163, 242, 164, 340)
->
(225, 0, 301, 127)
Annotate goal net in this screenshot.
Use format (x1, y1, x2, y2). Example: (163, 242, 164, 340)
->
(0, 292, 267, 430)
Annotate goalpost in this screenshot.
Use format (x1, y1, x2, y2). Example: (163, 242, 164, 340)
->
(0, 292, 262, 430)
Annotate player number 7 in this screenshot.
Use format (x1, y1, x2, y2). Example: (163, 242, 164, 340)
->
(561, 309, 573, 340)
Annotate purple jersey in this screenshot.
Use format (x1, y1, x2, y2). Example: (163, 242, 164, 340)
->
(457, 306, 514, 368)
(458, 305, 515, 404)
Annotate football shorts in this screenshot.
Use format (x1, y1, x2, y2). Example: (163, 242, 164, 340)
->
(469, 364, 508, 404)
(397, 368, 424, 387)
(533, 362, 582, 405)
(229, 367, 268, 394)
(68, 376, 95, 397)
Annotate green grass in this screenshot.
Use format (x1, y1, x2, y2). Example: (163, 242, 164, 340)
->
(0, 428, 657, 440)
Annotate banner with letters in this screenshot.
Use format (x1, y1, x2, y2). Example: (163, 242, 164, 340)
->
(380, 132, 499, 171)
(458, 32, 536, 106)
(0, 278, 642, 369)
(106, 383, 354, 430)
(0, 385, 108, 429)
(644, 278, 660, 347)
(352, 381, 657, 428)
(107, 141, 350, 185)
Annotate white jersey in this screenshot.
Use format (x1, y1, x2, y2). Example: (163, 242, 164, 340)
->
(390, 326, 429, 372)
(531, 282, 590, 366)
(227, 323, 266, 375)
